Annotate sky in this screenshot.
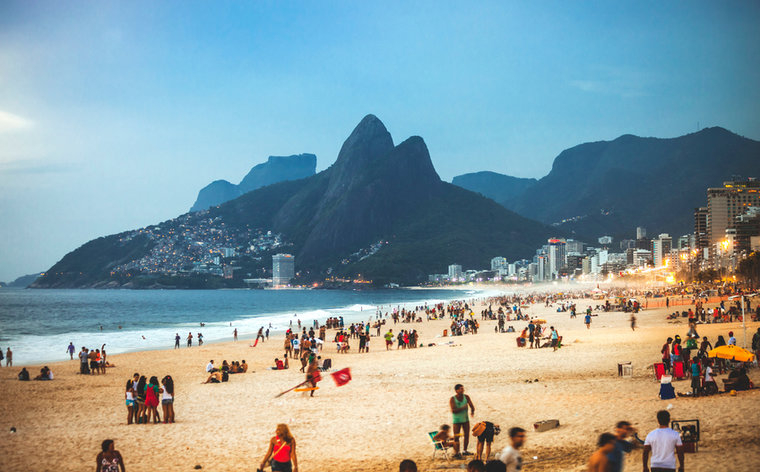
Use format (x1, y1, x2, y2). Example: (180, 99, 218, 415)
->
(1, 1, 759, 281)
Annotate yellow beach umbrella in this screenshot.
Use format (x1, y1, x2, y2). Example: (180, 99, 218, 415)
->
(708, 345, 755, 362)
(532, 319, 547, 324)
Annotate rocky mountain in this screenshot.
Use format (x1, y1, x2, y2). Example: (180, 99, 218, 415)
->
(3, 272, 44, 288)
(190, 154, 316, 212)
(454, 127, 760, 239)
(452, 171, 537, 206)
(33, 115, 559, 288)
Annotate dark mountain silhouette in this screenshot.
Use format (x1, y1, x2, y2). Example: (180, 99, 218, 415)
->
(454, 127, 760, 239)
(190, 154, 316, 212)
(34, 115, 558, 287)
(452, 171, 537, 206)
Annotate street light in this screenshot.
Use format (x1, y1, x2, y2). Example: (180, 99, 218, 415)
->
(729, 292, 757, 349)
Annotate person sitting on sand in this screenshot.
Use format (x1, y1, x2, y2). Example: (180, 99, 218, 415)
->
(272, 358, 288, 370)
(206, 360, 218, 373)
(34, 366, 53, 380)
(18, 367, 30, 381)
(241, 360, 248, 373)
(203, 371, 222, 384)
(728, 366, 751, 391)
(433, 424, 460, 456)
(588, 433, 617, 472)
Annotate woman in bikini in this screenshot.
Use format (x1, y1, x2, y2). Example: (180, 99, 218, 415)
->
(259, 424, 298, 472)
(96, 439, 125, 472)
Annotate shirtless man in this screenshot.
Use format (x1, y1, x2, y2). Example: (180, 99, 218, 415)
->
(284, 335, 293, 358)
(306, 356, 319, 397)
(450, 384, 475, 457)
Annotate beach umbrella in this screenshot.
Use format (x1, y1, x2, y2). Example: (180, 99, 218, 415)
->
(707, 345, 755, 363)
(532, 319, 547, 324)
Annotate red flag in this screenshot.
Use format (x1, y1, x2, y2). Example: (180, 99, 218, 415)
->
(331, 367, 352, 387)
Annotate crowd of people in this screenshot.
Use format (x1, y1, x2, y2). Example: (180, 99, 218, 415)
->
(126, 373, 174, 424)
(203, 358, 248, 383)
(78, 345, 113, 375)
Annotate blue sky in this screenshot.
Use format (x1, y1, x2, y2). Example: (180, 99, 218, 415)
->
(1, 1, 759, 281)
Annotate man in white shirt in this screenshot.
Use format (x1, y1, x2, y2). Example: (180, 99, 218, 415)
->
(496, 427, 526, 472)
(643, 410, 684, 472)
(206, 360, 218, 373)
(728, 331, 736, 346)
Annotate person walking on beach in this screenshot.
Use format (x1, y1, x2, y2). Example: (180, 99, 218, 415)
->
(259, 424, 298, 472)
(256, 327, 265, 343)
(67, 342, 76, 360)
(174, 333, 180, 349)
(496, 427, 526, 472)
(96, 439, 125, 472)
(585, 311, 592, 329)
(550, 326, 559, 351)
(588, 433, 616, 472)
(607, 420, 639, 472)
(187, 332, 193, 347)
(234, 328, 238, 342)
(5, 347, 12, 367)
(450, 384, 475, 457)
(642, 410, 684, 472)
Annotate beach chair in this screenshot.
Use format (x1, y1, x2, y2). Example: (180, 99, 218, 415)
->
(319, 358, 332, 372)
(428, 431, 451, 461)
(653, 363, 666, 381)
(673, 361, 686, 380)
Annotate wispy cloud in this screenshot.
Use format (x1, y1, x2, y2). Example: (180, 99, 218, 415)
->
(0, 110, 34, 132)
(569, 66, 652, 98)
(0, 159, 78, 175)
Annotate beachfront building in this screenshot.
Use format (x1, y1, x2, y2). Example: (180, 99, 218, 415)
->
(598, 235, 613, 245)
(272, 253, 295, 285)
(547, 238, 566, 279)
(491, 257, 507, 272)
(652, 234, 673, 267)
(448, 264, 463, 282)
(707, 178, 760, 245)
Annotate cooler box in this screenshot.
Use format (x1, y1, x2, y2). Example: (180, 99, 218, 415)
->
(533, 419, 560, 432)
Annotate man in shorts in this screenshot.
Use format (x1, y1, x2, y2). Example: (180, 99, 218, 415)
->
(450, 384, 475, 458)
(432, 424, 460, 457)
(385, 329, 394, 351)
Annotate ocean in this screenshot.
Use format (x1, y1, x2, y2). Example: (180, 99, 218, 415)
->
(0, 287, 493, 365)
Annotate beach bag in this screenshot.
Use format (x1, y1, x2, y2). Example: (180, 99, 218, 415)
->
(472, 421, 487, 437)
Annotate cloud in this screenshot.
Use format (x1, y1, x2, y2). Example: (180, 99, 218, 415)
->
(569, 67, 651, 98)
(0, 110, 34, 132)
(0, 159, 78, 175)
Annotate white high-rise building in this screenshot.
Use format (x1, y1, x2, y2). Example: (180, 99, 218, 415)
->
(272, 254, 295, 285)
(448, 264, 463, 281)
(652, 234, 673, 267)
(491, 257, 507, 271)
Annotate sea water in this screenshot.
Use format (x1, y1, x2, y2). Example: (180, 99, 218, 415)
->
(0, 287, 494, 365)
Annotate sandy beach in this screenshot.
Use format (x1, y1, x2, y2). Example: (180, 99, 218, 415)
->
(1, 291, 759, 471)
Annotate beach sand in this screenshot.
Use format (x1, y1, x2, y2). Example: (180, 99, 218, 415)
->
(1, 293, 759, 471)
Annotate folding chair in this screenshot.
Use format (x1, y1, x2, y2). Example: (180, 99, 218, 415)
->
(428, 431, 451, 461)
(653, 362, 666, 381)
(319, 358, 332, 371)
